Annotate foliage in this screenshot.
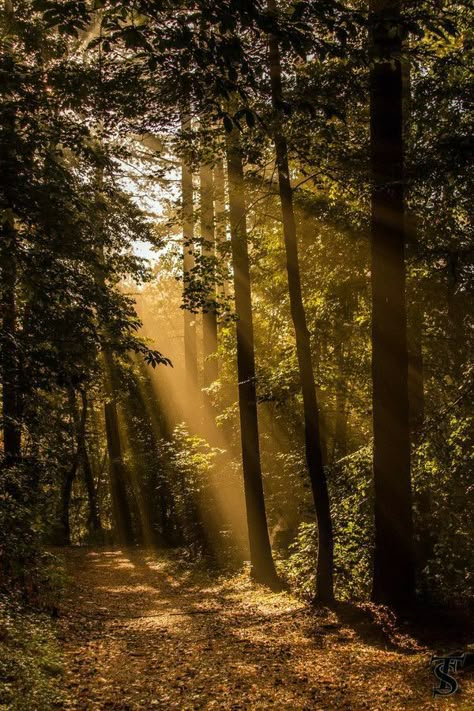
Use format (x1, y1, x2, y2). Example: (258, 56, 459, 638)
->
(0, 0, 472, 640)
(282, 448, 373, 601)
(0, 596, 66, 710)
(413, 405, 474, 607)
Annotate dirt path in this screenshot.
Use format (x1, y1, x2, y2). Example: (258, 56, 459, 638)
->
(58, 548, 472, 710)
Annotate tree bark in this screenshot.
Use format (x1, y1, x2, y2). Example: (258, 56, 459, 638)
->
(181, 112, 198, 392)
(402, 45, 425, 443)
(0, 229, 21, 465)
(200, 160, 218, 387)
(1, 0, 21, 466)
(93, 167, 134, 545)
(213, 158, 229, 297)
(369, 0, 415, 607)
(56, 456, 80, 546)
(267, 2, 334, 602)
(225, 127, 280, 589)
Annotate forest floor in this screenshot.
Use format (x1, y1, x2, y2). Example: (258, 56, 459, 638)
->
(56, 548, 473, 710)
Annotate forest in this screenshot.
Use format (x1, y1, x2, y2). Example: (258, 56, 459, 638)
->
(0, 0, 472, 708)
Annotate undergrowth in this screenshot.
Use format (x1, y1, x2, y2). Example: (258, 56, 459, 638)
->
(0, 551, 69, 710)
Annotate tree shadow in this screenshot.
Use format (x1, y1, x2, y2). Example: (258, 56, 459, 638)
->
(59, 548, 473, 709)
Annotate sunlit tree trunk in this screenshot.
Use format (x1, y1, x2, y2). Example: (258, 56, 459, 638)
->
(268, 1, 334, 602)
(181, 112, 198, 393)
(225, 126, 280, 589)
(214, 158, 229, 297)
(200, 160, 218, 388)
(369, 0, 415, 607)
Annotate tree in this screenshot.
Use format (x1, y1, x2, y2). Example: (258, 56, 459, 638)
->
(225, 125, 280, 589)
(71, 388, 102, 539)
(369, 0, 415, 607)
(181, 112, 198, 398)
(213, 158, 229, 297)
(267, 0, 334, 603)
(1, 0, 21, 466)
(200, 157, 218, 389)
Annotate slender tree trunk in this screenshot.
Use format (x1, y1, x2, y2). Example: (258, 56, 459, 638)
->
(402, 45, 425, 443)
(57, 457, 80, 546)
(1, 230, 21, 465)
(369, 0, 415, 607)
(56, 403, 82, 546)
(267, 3, 334, 602)
(181, 113, 198, 392)
(69, 388, 102, 536)
(89, 401, 108, 514)
(1, 0, 21, 466)
(214, 158, 229, 297)
(93, 166, 134, 545)
(200, 160, 218, 387)
(225, 127, 280, 589)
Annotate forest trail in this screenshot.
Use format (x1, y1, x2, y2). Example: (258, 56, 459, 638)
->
(58, 549, 471, 710)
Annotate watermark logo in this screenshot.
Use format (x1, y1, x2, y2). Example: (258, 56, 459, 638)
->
(431, 654, 465, 697)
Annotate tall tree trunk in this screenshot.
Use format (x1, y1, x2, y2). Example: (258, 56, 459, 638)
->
(225, 127, 280, 589)
(200, 160, 218, 387)
(369, 0, 415, 607)
(181, 113, 198, 392)
(1, 0, 21, 466)
(93, 166, 134, 545)
(214, 158, 229, 297)
(1, 229, 21, 465)
(267, 2, 334, 602)
(403, 45, 425, 443)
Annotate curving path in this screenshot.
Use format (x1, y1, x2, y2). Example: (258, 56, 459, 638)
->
(58, 548, 472, 710)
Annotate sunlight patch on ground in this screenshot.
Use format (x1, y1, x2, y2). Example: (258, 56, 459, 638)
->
(59, 549, 473, 711)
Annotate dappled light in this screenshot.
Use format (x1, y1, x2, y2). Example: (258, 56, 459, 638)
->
(1, 0, 472, 708)
(58, 548, 473, 709)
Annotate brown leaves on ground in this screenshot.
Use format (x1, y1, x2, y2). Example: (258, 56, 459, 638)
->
(57, 549, 473, 710)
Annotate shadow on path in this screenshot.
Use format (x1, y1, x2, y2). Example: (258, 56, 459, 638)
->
(57, 548, 472, 710)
